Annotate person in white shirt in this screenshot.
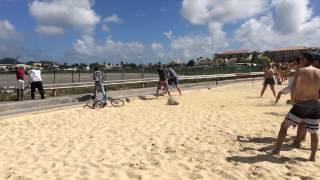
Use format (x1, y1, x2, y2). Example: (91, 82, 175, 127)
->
(29, 67, 45, 99)
(275, 58, 301, 104)
(93, 67, 107, 105)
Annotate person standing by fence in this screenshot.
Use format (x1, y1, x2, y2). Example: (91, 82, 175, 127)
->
(15, 66, 25, 101)
(29, 67, 45, 99)
(93, 67, 107, 104)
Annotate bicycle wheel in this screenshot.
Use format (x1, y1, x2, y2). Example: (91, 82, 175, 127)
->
(110, 98, 124, 107)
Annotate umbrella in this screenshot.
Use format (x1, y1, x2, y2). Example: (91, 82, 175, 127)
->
(15, 64, 31, 68)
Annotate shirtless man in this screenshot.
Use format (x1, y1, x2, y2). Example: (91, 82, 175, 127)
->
(260, 64, 277, 98)
(272, 52, 320, 161)
(293, 53, 320, 146)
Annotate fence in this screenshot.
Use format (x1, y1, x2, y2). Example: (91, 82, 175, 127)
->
(0, 65, 264, 88)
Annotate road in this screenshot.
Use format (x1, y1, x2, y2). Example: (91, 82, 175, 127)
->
(0, 73, 158, 87)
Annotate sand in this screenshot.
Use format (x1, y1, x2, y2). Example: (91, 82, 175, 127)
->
(0, 81, 320, 180)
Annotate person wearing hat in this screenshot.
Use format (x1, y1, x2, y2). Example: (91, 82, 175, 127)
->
(15, 66, 25, 100)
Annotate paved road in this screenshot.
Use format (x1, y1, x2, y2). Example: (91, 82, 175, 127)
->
(0, 73, 157, 87)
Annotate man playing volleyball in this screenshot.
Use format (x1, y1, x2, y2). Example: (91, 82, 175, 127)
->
(156, 65, 171, 98)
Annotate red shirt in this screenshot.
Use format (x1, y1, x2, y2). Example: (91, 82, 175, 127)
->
(16, 68, 24, 80)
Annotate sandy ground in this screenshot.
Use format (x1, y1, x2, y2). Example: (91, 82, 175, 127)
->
(0, 82, 320, 180)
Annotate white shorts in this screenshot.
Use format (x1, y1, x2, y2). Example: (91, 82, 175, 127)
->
(16, 80, 24, 90)
(280, 86, 290, 95)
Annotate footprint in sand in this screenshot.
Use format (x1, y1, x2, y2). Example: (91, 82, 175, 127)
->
(165, 147, 176, 154)
(126, 170, 142, 180)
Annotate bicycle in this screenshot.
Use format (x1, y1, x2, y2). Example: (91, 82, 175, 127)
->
(83, 96, 125, 109)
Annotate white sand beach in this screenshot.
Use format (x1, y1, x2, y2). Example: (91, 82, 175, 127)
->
(0, 82, 320, 180)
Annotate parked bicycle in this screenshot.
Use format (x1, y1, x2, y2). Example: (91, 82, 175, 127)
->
(83, 96, 124, 109)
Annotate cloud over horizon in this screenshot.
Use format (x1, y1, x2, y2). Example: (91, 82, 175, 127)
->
(29, 0, 100, 35)
(1, 0, 320, 63)
(0, 20, 22, 57)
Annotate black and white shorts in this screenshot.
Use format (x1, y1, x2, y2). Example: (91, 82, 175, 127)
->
(284, 101, 320, 133)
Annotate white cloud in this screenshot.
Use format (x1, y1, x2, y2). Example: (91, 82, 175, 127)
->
(163, 30, 173, 40)
(104, 14, 122, 23)
(151, 43, 165, 58)
(234, 0, 320, 50)
(181, 0, 267, 25)
(29, 0, 100, 35)
(180, 0, 268, 51)
(272, 0, 312, 34)
(102, 14, 123, 32)
(170, 34, 214, 59)
(0, 20, 22, 57)
(37, 25, 64, 35)
(0, 20, 17, 39)
(72, 35, 145, 62)
(208, 22, 228, 50)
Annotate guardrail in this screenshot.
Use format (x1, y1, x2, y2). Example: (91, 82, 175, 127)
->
(1, 72, 264, 96)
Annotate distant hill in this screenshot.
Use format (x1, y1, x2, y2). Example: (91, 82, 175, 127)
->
(0, 58, 20, 65)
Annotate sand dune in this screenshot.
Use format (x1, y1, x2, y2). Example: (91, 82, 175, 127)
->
(0, 82, 319, 179)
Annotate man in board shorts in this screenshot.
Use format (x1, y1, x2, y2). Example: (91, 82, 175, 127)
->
(292, 53, 320, 147)
(260, 64, 277, 98)
(156, 65, 171, 98)
(272, 52, 320, 161)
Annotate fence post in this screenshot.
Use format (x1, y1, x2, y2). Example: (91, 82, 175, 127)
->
(141, 65, 145, 88)
(121, 67, 124, 89)
(53, 68, 56, 84)
(78, 69, 81, 83)
(72, 71, 75, 93)
(121, 67, 124, 80)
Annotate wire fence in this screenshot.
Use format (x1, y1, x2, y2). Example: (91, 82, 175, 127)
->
(0, 65, 264, 87)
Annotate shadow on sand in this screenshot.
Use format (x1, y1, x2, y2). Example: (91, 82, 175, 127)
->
(245, 96, 261, 99)
(264, 112, 287, 117)
(226, 154, 290, 164)
(138, 96, 157, 101)
(77, 95, 93, 102)
(237, 135, 293, 144)
(228, 135, 316, 164)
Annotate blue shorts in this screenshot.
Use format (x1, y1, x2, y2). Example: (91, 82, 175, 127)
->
(168, 78, 179, 86)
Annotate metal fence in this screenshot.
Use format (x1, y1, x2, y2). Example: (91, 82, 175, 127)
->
(0, 65, 264, 87)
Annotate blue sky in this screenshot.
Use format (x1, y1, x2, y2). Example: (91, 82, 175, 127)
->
(0, 0, 320, 64)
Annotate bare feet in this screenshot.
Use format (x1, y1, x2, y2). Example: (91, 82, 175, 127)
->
(309, 156, 316, 161)
(271, 148, 280, 155)
(289, 140, 301, 148)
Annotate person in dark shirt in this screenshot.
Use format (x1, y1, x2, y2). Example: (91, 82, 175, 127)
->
(15, 66, 25, 100)
(156, 65, 171, 98)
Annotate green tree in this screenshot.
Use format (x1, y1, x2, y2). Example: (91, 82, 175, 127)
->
(187, 59, 195, 67)
(89, 62, 100, 70)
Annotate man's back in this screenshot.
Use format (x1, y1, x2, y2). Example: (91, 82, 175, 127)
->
(294, 66, 320, 102)
(29, 69, 42, 82)
(157, 68, 166, 81)
(16, 68, 25, 80)
(168, 68, 178, 79)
